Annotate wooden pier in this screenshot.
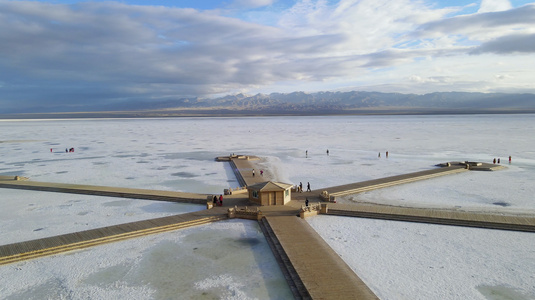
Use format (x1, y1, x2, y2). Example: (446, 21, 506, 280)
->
(0, 175, 207, 203)
(1, 157, 532, 300)
(324, 165, 468, 198)
(0, 208, 228, 266)
(260, 214, 379, 299)
(325, 203, 535, 233)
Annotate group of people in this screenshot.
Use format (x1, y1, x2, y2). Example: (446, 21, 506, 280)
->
(378, 151, 389, 158)
(252, 169, 264, 177)
(212, 195, 223, 206)
(305, 149, 330, 157)
(493, 156, 512, 164)
(296, 181, 311, 193)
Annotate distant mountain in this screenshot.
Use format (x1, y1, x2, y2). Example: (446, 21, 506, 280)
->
(2, 91, 535, 118)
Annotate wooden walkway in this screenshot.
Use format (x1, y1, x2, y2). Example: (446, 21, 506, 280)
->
(0, 207, 228, 266)
(323, 165, 468, 197)
(227, 156, 268, 187)
(326, 203, 535, 232)
(0, 175, 207, 204)
(2, 158, 532, 300)
(260, 215, 378, 300)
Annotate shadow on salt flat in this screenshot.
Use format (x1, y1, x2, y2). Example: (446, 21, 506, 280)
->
(102, 200, 133, 207)
(171, 171, 198, 178)
(140, 202, 202, 214)
(477, 284, 533, 300)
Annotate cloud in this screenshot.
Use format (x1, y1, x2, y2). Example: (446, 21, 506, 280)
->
(229, 0, 275, 9)
(478, 0, 512, 13)
(414, 4, 535, 39)
(0, 0, 534, 112)
(471, 33, 535, 54)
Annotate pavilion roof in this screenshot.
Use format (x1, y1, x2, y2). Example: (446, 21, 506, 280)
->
(247, 181, 293, 192)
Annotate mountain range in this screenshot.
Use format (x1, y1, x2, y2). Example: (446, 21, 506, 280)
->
(2, 91, 535, 118)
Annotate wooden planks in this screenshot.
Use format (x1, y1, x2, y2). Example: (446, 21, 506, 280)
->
(264, 215, 379, 300)
(326, 203, 535, 232)
(0, 177, 208, 203)
(326, 166, 468, 197)
(0, 208, 228, 265)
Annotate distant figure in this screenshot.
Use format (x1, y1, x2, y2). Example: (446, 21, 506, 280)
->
(378, 152, 381, 158)
(66, 148, 68, 153)
(386, 151, 389, 158)
(326, 149, 329, 155)
(50, 148, 53, 153)
(252, 169, 255, 177)
(299, 182, 303, 193)
(509, 156, 512, 163)
(305, 198, 309, 207)
(260, 170, 264, 176)
(498, 158, 501, 164)
(493, 158, 496, 164)
(306, 182, 311, 192)
(306, 150, 308, 158)
(213, 195, 217, 204)
(219, 195, 223, 206)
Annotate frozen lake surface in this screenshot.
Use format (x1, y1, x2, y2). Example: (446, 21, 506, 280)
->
(1, 114, 534, 299)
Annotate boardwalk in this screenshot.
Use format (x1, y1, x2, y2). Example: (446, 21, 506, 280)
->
(0, 175, 207, 203)
(1, 158, 532, 300)
(323, 165, 467, 198)
(0, 208, 228, 266)
(260, 215, 379, 300)
(326, 203, 535, 232)
(227, 155, 269, 186)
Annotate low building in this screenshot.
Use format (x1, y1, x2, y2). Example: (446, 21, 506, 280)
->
(247, 181, 293, 206)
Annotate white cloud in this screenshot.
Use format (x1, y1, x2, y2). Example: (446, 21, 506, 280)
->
(0, 0, 534, 112)
(478, 0, 513, 13)
(229, 0, 275, 9)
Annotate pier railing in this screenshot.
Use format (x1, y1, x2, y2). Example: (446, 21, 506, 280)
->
(228, 206, 263, 220)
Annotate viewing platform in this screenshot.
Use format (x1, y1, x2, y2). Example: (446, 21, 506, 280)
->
(1, 156, 527, 300)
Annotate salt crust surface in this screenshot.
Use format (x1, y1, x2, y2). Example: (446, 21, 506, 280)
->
(307, 215, 535, 300)
(1, 115, 534, 299)
(0, 220, 292, 299)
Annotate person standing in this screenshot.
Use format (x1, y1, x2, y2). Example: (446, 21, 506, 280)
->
(219, 194, 223, 206)
(305, 198, 309, 207)
(299, 182, 303, 193)
(326, 149, 329, 155)
(307, 182, 311, 192)
(252, 169, 255, 177)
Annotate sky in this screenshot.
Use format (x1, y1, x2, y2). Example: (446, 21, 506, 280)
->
(1, 0, 535, 112)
